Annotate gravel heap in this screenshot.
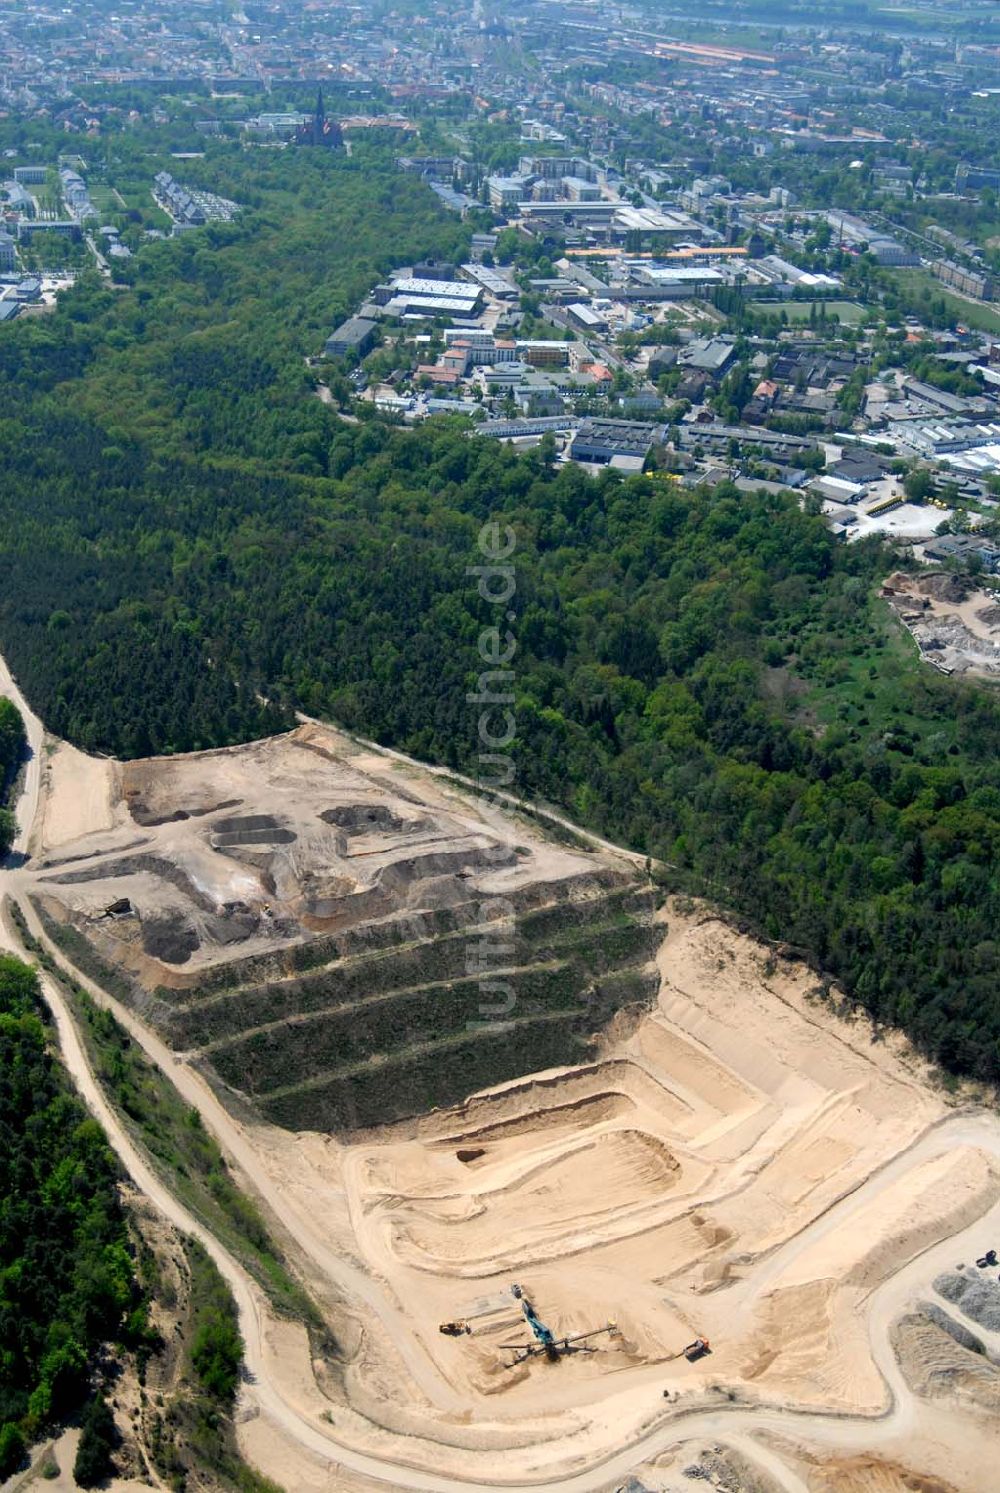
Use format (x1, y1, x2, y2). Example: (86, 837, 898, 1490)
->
(933, 1270, 1000, 1333)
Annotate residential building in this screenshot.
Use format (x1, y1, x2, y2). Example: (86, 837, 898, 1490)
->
(517, 340, 570, 367)
(475, 361, 529, 391)
(413, 260, 459, 282)
(397, 156, 462, 179)
(933, 259, 994, 302)
(488, 175, 534, 211)
(17, 220, 80, 241)
(562, 175, 601, 202)
(1, 181, 33, 217)
(248, 112, 308, 137)
(956, 163, 1000, 193)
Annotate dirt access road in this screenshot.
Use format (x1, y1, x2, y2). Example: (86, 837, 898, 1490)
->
(1, 656, 999, 1491)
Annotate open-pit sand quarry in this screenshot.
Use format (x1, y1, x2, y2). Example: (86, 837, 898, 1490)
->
(14, 723, 1000, 1493)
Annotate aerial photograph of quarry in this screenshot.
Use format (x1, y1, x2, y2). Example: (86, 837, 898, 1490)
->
(1, 2, 1000, 1491)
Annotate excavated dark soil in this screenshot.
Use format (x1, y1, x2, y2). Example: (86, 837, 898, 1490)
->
(321, 805, 415, 834)
(127, 797, 243, 827)
(141, 914, 199, 964)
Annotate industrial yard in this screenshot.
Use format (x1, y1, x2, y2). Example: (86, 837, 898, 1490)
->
(882, 569, 1000, 677)
(11, 725, 1000, 1492)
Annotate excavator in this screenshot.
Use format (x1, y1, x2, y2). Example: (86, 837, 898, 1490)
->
(510, 1284, 559, 1361)
(500, 1284, 618, 1365)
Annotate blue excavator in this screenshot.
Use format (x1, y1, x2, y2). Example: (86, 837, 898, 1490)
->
(501, 1283, 616, 1365)
(511, 1283, 559, 1360)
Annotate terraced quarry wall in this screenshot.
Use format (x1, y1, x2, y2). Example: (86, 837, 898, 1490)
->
(28, 725, 660, 1131)
(35, 877, 658, 1130)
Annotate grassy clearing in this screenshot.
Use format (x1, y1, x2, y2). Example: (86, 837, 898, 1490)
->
(11, 900, 325, 1332)
(779, 300, 865, 325)
(790, 590, 963, 751)
(102, 172, 173, 231)
(87, 184, 120, 217)
(892, 269, 1000, 335)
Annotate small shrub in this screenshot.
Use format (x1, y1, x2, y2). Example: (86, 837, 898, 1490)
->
(73, 1391, 119, 1488)
(0, 1423, 26, 1479)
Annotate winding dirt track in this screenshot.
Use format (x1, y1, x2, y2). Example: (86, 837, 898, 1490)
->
(2, 658, 999, 1491)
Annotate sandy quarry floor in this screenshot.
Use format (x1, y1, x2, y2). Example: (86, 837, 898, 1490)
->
(20, 724, 1000, 1492)
(277, 907, 938, 1409)
(38, 741, 116, 851)
(235, 901, 1000, 1489)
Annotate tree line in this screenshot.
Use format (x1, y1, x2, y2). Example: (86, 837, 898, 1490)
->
(0, 697, 25, 855)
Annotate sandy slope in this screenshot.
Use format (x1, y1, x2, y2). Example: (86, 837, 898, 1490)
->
(37, 741, 116, 851)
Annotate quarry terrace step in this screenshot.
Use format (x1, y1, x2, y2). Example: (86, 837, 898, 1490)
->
(163, 908, 656, 1047)
(257, 1015, 594, 1131)
(256, 1010, 583, 1101)
(165, 875, 651, 1004)
(189, 959, 572, 1055)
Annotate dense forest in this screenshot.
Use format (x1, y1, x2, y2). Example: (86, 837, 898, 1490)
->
(1, 143, 999, 1084)
(0, 955, 141, 1477)
(0, 696, 26, 854)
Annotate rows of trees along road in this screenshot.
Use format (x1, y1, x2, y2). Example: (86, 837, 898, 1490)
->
(0, 142, 998, 1083)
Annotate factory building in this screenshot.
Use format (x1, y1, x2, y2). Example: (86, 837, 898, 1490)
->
(569, 418, 666, 467)
(324, 316, 378, 359)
